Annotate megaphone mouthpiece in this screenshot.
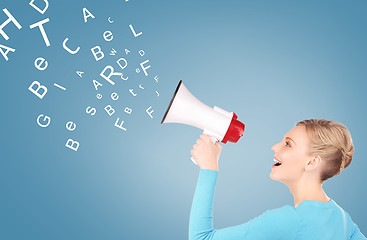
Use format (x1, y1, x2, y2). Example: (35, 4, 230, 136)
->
(221, 113, 245, 143)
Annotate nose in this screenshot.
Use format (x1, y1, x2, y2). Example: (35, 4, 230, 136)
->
(271, 142, 279, 152)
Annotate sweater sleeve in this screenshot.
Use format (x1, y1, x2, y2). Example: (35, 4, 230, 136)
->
(351, 228, 367, 240)
(346, 212, 367, 240)
(189, 169, 300, 240)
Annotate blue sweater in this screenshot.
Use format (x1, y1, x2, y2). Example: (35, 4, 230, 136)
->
(189, 169, 366, 240)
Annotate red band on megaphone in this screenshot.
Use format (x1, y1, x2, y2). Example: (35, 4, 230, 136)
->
(222, 113, 245, 144)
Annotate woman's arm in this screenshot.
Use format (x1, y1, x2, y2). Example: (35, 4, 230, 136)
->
(189, 134, 299, 240)
(189, 169, 247, 240)
(189, 169, 300, 240)
(346, 212, 367, 240)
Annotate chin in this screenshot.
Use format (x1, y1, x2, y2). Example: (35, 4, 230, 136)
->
(270, 172, 276, 180)
(270, 172, 282, 183)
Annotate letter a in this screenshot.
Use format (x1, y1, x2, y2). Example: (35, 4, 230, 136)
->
(76, 71, 84, 78)
(93, 79, 102, 90)
(83, 8, 95, 23)
(0, 44, 15, 61)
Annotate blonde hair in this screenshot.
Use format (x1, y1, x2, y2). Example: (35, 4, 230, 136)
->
(296, 119, 354, 181)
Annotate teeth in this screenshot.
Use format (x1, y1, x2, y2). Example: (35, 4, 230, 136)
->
(273, 158, 281, 164)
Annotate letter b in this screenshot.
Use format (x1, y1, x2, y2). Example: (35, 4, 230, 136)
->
(91, 46, 104, 61)
(65, 139, 79, 151)
(28, 81, 47, 99)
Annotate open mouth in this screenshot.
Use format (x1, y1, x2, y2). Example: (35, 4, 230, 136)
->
(273, 158, 282, 167)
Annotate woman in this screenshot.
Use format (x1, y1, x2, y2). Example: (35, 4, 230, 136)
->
(189, 119, 366, 240)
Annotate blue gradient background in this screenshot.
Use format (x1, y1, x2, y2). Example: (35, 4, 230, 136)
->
(1, 0, 366, 239)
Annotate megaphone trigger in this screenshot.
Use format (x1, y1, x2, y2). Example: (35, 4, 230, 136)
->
(211, 136, 219, 144)
(202, 129, 219, 144)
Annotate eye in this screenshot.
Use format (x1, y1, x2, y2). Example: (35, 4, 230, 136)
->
(285, 141, 290, 147)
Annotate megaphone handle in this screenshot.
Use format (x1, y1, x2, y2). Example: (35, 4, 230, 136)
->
(191, 134, 219, 165)
(209, 136, 219, 144)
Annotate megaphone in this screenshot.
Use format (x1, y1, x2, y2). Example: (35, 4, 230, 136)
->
(161, 80, 245, 164)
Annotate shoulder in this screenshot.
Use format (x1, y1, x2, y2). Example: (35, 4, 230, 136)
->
(343, 209, 365, 239)
(250, 206, 300, 232)
(331, 200, 365, 239)
(261, 205, 299, 224)
(243, 205, 300, 239)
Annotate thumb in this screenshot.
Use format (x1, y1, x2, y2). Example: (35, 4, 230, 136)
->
(215, 142, 222, 151)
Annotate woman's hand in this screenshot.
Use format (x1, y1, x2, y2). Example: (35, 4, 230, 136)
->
(190, 134, 222, 171)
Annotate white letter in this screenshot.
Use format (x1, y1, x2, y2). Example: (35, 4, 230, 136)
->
(103, 31, 113, 41)
(139, 50, 145, 56)
(146, 106, 154, 118)
(63, 38, 80, 54)
(140, 60, 151, 76)
(121, 73, 128, 81)
(76, 71, 84, 78)
(37, 114, 50, 127)
(129, 89, 137, 96)
(65, 139, 79, 151)
(0, 9, 22, 40)
(154, 76, 159, 82)
(53, 83, 66, 91)
(91, 46, 104, 61)
(125, 49, 130, 55)
(34, 57, 48, 71)
(29, 0, 49, 14)
(111, 92, 119, 101)
(83, 8, 95, 23)
(100, 65, 121, 85)
(124, 107, 132, 114)
(116, 58, 127, 70)
(29, 18, 51, 47)
(92, 79, 102, 90)
(0, 44, 15, 61)
(114, 118, 127, 131)
(86, 106, 96, 116)
(65, 121, 76, 131)
(104, 105, 115, 116)
(129, 24, 142, 37)
(28, 81, 47, 99)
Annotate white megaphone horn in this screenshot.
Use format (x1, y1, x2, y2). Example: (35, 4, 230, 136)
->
(161, 80, 245, 165)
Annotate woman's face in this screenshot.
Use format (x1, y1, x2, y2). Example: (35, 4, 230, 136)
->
(270, 125, 313, 184)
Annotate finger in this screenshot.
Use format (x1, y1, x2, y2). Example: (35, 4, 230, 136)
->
(200, 134, 210, 142)
(196, 139, 203, 144)
(193, 144, 198, 149)
(216, 142, 222, 150)
(191, 149, 196, 157)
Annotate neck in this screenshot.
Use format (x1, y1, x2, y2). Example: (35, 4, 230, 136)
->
(286, 176, 330, 207)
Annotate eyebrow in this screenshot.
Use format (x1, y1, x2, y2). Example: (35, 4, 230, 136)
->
(284, 136, 296, 145)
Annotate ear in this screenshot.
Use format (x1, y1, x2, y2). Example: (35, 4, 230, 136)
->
(305, 156, 322, 171)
